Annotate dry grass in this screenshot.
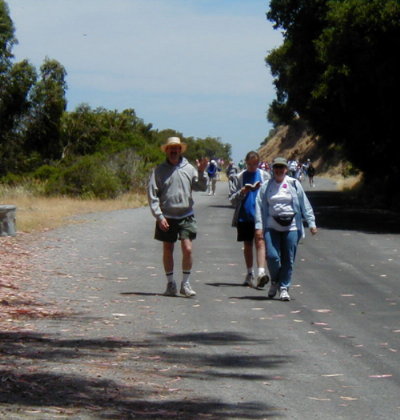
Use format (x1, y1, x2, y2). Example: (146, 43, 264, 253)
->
(0, 187, 147, 233)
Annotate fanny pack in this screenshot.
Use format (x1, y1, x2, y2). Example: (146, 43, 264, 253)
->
(273, 213, 296, 226)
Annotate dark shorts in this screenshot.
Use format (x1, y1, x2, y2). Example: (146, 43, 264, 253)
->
(237, 221, 255, 242)
(154, 215, 197, 243)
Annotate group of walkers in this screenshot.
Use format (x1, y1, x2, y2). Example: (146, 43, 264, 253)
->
(148, 137, 317, 301)
(288, 159, 316, 187)
(225, 158, 317, 189)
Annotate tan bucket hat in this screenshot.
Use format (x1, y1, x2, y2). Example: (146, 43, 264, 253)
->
(161, 137, 187, 153)
(272, 157, 288, 168)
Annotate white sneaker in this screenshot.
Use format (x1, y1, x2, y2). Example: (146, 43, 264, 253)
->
(268, 281, 279, 298)
(180, 283, 196, 297)
(163, 282, 178, 296)
(256, 273, 270, 288)
(243, 273, 255, 287)
(280, 288, 291, 301)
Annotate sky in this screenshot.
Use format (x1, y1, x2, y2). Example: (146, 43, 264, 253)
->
(6, 0, 282, 163)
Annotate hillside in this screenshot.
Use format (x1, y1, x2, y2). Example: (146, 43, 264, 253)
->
(258, 120, 351, 178)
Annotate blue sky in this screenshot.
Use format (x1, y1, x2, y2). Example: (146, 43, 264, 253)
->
(7, 0, 282, 163)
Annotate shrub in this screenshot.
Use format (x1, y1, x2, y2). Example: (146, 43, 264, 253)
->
(45, 155, 123, 199)
(32, 164, 61, 180)
(1, 173, 24, 186)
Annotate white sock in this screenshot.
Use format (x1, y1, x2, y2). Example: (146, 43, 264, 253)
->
(247, 267, 254, 275)
(257, 267, 266, 276)
(166, 272, 174, 284)
(182, 271, 191, 285)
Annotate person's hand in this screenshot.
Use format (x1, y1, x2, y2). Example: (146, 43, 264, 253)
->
(310, 227, 318, 235)
(196, 157, 209, 172)
(241, 185, 251, 195)
(158, 218, 169, 232)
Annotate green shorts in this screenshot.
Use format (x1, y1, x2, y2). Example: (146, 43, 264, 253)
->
(154, 215, 197, 243)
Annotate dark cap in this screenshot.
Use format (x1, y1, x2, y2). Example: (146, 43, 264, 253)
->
(272, 157, 288, 167)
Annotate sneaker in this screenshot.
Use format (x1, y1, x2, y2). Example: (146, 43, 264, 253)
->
(256, 273, 270, 288)
(243, 273, 255, 287)
(163, 282, 178, 296)
(268, 281, 279, 298)
(280, 288, 291, 301)
(180, 283, 197, 297)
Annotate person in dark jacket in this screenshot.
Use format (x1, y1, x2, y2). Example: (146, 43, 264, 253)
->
(207, 160, 219, 195)
(307, 163, 316, 187)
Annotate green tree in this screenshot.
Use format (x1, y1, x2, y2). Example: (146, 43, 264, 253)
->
(61, 105, 161, 160)
(0, 0, 14, 73)
(185, 136, 231, 163)
(266, 0, 328, 127)
(0, 1, 37, 174)
(25, 58, 67, 160)
(61, 104, 110, 157)
(266, 0, 400, 203)
(0, 59, 37, 174)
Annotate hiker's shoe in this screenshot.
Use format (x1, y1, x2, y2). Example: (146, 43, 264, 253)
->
(243, 273, 255, 287)
(180, 283, 197, 297)
(280, 288, 291, 301)
(268, 281, 279, 298)
(163, 282, 178, 297)
(256, 273, 270, 288)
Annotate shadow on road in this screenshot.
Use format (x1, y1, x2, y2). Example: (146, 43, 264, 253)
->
(0, 330, 289, 419)
(307, 190, 400, 234)
(205, 282, 244, 287)
(206, 188, 400, 234)
(229, 295, 271, 301)
(149, 330, 272, 346)
(208, 204, 235, 209)
(120, 291, 163, 297)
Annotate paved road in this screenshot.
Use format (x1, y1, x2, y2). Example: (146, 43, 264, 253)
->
(6, 177, 400, 419)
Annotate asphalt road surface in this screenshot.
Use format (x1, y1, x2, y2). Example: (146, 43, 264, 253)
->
(8, 177, 400, 419)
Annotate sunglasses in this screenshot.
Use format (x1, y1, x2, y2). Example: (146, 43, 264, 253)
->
(273, 165, 287, 169)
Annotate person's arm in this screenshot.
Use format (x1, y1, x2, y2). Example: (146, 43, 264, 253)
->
(147, 170, 164, 221)
(255, 186, 267, 257)
(255, 183, 267, 231)
(296, 181, 317, 234)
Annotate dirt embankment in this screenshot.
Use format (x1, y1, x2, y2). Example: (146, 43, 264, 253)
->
(258, 120, 352, 179)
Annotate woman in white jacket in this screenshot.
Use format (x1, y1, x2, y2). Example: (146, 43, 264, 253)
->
(255, 157, 317, 301)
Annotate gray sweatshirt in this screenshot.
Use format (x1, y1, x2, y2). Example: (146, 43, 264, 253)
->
(148, 157, 208, 221)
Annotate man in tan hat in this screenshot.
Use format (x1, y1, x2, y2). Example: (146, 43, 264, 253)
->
(148, 137, 208, 297)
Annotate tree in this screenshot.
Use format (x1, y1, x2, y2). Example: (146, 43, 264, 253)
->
(266, 0, 400, 203)
(0, 1, 37, 174)
(61, 104, 111, 158)
(25, 58, 67, 160)
(266, 0, 328, 127)
(0, 0, 15, 72)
